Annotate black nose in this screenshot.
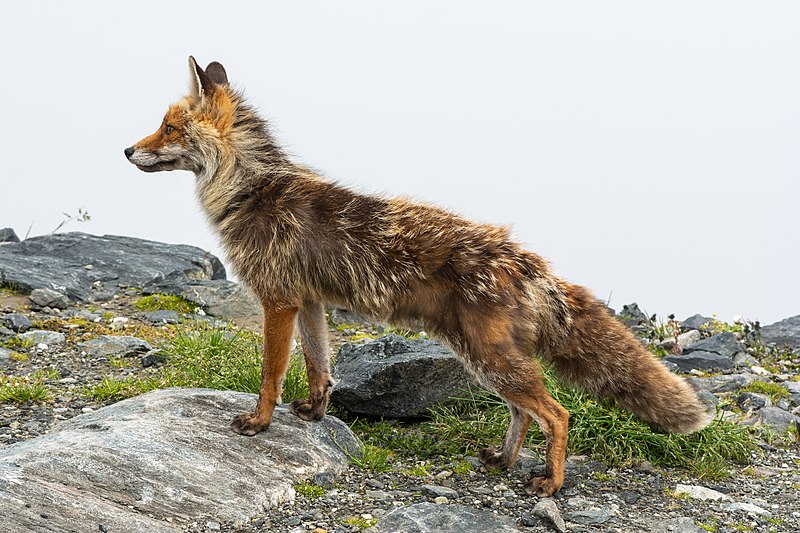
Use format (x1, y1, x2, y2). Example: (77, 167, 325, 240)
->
(124, 147, 135, 159)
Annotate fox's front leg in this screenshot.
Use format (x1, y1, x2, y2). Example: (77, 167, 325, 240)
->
(289, 301, 332, 421)
(231, 303, 299, 436)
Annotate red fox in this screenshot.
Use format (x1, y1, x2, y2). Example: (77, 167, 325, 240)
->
(125, 57, 711, 496)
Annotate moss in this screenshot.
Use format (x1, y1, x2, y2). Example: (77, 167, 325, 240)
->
(134, 294, 195, 314)
(740, 381, 790, 403)
(293, 480, 326, 498)
(342, 516, 378, 530)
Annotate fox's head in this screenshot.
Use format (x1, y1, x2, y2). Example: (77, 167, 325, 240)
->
(125, 56, 236, 176)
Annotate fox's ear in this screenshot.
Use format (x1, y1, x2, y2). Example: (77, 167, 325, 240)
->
(188, 55, 216, 101)
(205, 62, 228, 86)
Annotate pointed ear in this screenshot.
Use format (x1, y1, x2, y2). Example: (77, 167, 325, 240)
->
(205, 61, 228, 86)
(188, 55, 216, 100)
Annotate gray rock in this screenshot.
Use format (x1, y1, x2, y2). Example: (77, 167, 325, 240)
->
(732, 352, 760, 367)
(144, 273, 259, 319)
(2, 313, 31, 333)
(367, 502, 521, 533)
(664, 351, 734, 372)
(421, 484, 459, 499)
(141, 350, 167, 368)
(0, 232, 225, 303)
(78, 335, 153, 358)
(760, 315, 800, 350)
(683, 332, 742, 358)
(662, 330, 702, 353)
(29, 287, 69, 309)
(146, 309, 181, 324)
(737, 392, 771, 412)
(743, 406, 800, 432)
(688, 374, 764, 393)
(652, 516, 707, 533)
(19, 329, 65, 346)
(0, 228, 20, 243)
(331, 335, 474, 418)
(720, 501, 772, 518)
(0, 388, 358, 532)
(0, 347, 12, 366)
(680, 314, 714, 332)
(618, 302, 648, 326)
(783, 381, 800, 407)
(564, 509, 610, 525)
(533, 498, 566, 532)
(674, 484, 731, 501)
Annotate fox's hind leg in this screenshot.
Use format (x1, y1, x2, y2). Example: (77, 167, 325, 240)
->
(477, 404, 533, 469)
(231, 303, 299, 436)
(289, 301, 332, 421)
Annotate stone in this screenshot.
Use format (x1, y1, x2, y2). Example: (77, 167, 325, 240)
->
(676, 329, 702, 350)
(783, 381, 800, 407)
(688, 374, 764, 393)
(720, 501, 772, 518)
(563, 509, 610, 525)
(674, 484, 731, 501)
(683, 332, 742, 358)
(0, 347, 12, 366)
(330, 335, 475, 418)
(19, 329, 65, 346)
(146, 310, 181, 324)
(663, 351, 734, 372)
(737, 392, 771, 412)
(533, 498, 566, 532)
(742, 406, 800, 432)
(143, 273, 259, 320)
(652, 516, 707, 533)
(141, 350, 167, 368)
(732, 352, 760, 367)
(78, 336, 153, 358)
(366, 502, 521, 533)
(2, 313, 31, 333)
(0, 232, 225, 303)
(760, 315, 800, 350)
(680, 314, 714, 332)
(0, 228, 20, 243)
(29, 288, 69, 309)
(0, 388, 359, 532)
(618, 302, 648, 326)
(421, 484, 458, 499)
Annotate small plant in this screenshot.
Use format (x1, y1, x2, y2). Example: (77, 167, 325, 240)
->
(342, 516, 378, 530)
(9, 352, 29, 362)
(293, 480, 326, 498)
(0, 375, 51, 403)
(739, 381, 790, 403)
(402, 463, 431, 477)
(452, 459, 474, 475)
(134, 294, 195, 314)
(697, 520, 719, 532)
(50, 208, 92, 234)
(350, 443, 394, 472)
(1, 337, 34, 350)
(83, 376, 162, 402)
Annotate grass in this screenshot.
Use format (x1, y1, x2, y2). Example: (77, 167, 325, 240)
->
(293, 480, 326, 498)
(342, 516, 378, 530)
(740, 381, 790, 403)
(83, 376, 163, 401)
(1, 336, 34, 350)
(402, 463, 431, 477)
(0, 373, 52, 403)
(348, 443, 394, 472)
(134, 294, 195, 314)
(452, 459, 474, 475)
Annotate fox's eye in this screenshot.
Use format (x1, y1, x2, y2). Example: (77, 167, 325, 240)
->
(164, 125, 175, 135)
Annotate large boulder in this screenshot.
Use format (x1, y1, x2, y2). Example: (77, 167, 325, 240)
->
(0, 232, 226, 303)
(367, 502, 522, 533)
(683, 332, 742, 358)
(760, 315, 800, 350)
(0, 228, 19, 243)
(143, 272, 260, 319)
(331, 334, 474, 418)
(0, 388, 359, 532)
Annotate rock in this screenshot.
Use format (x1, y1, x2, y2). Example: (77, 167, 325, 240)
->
(664, 351, 734, 372)
(720, 501, 772, 518)
(688, 374, 764, 393)
(19, 329, 65, 346)
(78, 336, 153, 358)
(564, 509, 610, 525)
(760, 315, 800, 350)
(146, 310, 181, 324)
(510, 448, 540, 475)
(29, 288, 69, 309)
(0, 232, 225, 303)
(533, 498, 566, 532)
(662, 330, 703, 353)
(652, 516, 707, 533)
(683, 332, 742, 358)
(680, 314, 714, 332)
(421, 484, 458, 499)
(618, 302, 648, 326)
(0, 347, 12, 366)
(732, 352, 760, 367)
(143, 273, 259, 319)
(2, 313, 31, 333)
(0, 388, 358, 531)
(366, 502, 521, 533)
(674, 484, 732, 501)
(783, 381, 800, 407)
(330, 335, 474, 418)
(742, 406, 800, 432)
(737, 392, 771, 412)
(141, 350, 167, 368)
(0, 228, 20, 243)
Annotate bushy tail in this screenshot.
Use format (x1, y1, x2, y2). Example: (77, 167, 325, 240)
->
(546, 283, 712, 434)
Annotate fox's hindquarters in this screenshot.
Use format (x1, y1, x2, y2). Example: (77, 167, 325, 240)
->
(547, 283, 713, 435)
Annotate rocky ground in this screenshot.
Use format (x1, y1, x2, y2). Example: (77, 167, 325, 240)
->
(2, 230, 800, 532)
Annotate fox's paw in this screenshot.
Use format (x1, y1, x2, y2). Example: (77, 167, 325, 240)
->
(524, 476, 562, 497)
(230, 412, 270, 436)
(289, 399, 326, 422)
(477, 446, 510, 470)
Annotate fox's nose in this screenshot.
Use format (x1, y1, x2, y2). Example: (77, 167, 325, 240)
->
(124, 147, 135, 159)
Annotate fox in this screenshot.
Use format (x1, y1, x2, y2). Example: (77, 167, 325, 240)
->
(125, 56, 711, 496)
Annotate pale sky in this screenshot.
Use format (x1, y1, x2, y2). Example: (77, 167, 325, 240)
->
(1, 1, 797, 324)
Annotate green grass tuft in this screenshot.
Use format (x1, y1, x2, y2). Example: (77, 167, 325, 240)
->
(134, 294, 195, 314)
(0, 374, 51, 403)
(740, 381, 790, 403)
(342, 516, 378, 530)
(83, 376, 163, 401)
(293, 480, 326, 498)
(349, 443, 394, 472)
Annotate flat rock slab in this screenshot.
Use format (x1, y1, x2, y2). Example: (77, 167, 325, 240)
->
(0, 232, 225, 302)
(760, 315, 800, 350)
(331, 334, 475, 418)
(664, 351, 734, 372)
(367, 502, 522, 532)
(0, 388, 359, 532)
(144, 274, 260, 320)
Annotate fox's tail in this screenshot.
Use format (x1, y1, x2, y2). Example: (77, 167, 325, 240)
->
(546, 282, 712, 434)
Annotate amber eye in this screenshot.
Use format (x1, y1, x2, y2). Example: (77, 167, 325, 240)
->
(164, 124, 175, 135)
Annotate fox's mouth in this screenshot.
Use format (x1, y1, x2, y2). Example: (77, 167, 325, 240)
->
(134, 159, 178, 173)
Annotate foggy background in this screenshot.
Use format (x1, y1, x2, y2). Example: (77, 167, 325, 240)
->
(1, 1, 797, 324)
